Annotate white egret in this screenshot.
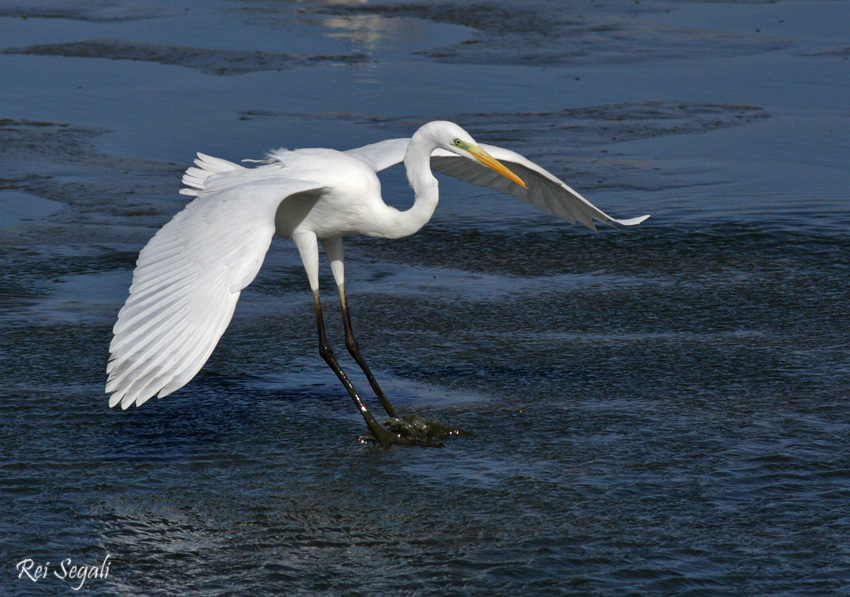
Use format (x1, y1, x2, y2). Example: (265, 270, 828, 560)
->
(106, 121, 648, 447)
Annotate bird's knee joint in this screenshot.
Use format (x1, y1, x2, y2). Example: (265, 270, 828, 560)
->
(319, 343, 335, 360)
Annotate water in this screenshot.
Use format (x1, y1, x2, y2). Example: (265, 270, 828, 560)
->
(1, 0, 849, 594)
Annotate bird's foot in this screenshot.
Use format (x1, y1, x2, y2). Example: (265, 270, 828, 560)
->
(358, 414, 472, 448)
(385, 414, 473, 441)
(358, 430, 443, 448)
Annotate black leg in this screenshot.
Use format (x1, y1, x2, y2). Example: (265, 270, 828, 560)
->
(312, 290, 396, 447)
(338, 285, 398, 419)
(312, 290, 445, 448)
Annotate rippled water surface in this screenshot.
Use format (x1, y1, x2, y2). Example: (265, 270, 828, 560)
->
(1, 0, 849, 594)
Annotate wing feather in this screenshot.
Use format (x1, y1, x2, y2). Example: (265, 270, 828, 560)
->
(107, 155, 325, 409)
(432, 143, 649, 229)
(107, 291, 194, 356)
(346, 138, 647, 228)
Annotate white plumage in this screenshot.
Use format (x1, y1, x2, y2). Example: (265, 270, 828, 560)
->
(106, 121, 648, 445)
(107, 166, 324, 408)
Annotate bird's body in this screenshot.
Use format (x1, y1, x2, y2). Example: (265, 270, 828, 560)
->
(268, 148, 420, 241)
(107, 121, 648, 447)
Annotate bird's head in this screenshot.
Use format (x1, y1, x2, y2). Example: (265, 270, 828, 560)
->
(431, 121, 528, 189)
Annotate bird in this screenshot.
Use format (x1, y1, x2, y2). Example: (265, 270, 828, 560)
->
(106, 120, 649, 447)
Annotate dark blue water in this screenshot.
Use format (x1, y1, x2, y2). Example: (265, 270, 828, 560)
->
(1, 0, 849, 594)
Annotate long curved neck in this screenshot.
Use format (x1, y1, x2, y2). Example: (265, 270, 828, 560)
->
(385, 126, 441, 238)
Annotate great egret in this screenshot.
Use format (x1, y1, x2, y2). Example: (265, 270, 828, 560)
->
(106, 120, 648, 447)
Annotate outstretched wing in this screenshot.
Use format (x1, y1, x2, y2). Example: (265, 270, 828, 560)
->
(434, 144, 649, 230)
(347, 139, 649, 231)
(106, 155, 325, 409)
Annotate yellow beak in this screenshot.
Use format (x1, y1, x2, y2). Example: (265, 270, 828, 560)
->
(469, 146, 528, 189)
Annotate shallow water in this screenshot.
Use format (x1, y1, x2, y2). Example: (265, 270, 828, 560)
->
(1, 0, 849, 594)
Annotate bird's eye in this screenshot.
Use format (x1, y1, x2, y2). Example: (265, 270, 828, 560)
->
(453, 139, 463, 147)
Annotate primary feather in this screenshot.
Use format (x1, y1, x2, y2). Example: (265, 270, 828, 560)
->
(107, 162, 324, 408)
